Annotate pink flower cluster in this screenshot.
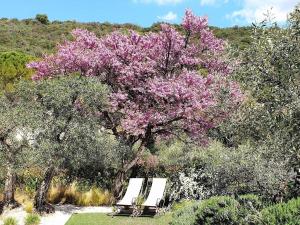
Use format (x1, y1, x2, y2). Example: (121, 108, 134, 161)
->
(28, 10, 243, 143)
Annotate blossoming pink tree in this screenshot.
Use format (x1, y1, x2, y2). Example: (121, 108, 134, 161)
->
(28, 10, 243, 197)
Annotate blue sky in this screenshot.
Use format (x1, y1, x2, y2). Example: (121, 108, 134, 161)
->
(0, 0, 298, 27)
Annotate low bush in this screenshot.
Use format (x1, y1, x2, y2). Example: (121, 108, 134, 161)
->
(3, 217, 18, 225)
(170, 201, 200, 225)
(237, 194, 262, 225)
(170, 195, 264, 225)
(195, 196, 240, 225)
(172, 199, 198, 211)
(260, 197, 300, 225)
(24, 214, 41, 225)
(237, 194, 262, 211)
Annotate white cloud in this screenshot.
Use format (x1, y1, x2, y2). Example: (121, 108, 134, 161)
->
(200, 0, 216, 6)
(226, 0, 298, 24)
(133, 0, 184, 5)
(200, 0, 228, 6)
(157, 11, 178, 21)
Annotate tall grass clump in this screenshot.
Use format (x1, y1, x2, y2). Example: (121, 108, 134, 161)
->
(47, 182, 113, 206)
(24, 201, 34, 213)
(24, 214, 41, 225)
(3, 217, 18, 225)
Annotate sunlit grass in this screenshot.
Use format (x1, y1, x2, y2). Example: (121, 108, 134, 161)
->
(65, 213, 172, 225)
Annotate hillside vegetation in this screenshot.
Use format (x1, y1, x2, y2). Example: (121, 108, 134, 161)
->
(0, 16, 251, 57)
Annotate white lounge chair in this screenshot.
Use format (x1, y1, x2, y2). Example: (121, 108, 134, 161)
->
(114, 178, 144, 214)
(134, 178, 167, 216)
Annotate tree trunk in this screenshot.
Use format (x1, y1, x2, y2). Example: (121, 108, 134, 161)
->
(34, 166, 55, 214)
(112, 146, 144, 199)
(111, 128, 150, 199)
(3, 165, 19, 209)
(112, 170, 126, 199)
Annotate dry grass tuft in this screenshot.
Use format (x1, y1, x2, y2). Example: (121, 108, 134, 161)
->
(23, 201, 34, 214)
(15, 189, 31, 204)
(47, 182, 113, 206)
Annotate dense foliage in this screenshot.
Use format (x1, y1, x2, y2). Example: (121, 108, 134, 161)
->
(171, 196, 300, 225)
(260, 197, 300, 225)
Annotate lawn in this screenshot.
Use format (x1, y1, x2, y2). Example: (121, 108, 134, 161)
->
(65, 213, 172, 225)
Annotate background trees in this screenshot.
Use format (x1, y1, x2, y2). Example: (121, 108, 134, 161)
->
(0, 15, 251, 57)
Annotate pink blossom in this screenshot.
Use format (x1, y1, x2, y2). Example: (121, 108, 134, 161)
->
(28, 10, 243, 144)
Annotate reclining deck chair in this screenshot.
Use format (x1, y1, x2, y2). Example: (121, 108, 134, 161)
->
(133, 178, 167, 216)
(114, 178, 144, 215)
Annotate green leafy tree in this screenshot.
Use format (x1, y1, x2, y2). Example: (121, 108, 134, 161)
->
(0, 86, 41, 209)
(216, 5, 300, 200)
(19, 76, 126, 213)
(35, 14, 49, 25)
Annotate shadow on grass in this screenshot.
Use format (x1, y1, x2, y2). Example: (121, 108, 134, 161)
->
(110, 214, 155, 218)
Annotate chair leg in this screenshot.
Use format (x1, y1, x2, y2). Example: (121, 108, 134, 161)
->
(155, 207, 166, 216)
(131, 205, 138, 217)
(132, 205, 143, 217)
(110, 206, 120, 217)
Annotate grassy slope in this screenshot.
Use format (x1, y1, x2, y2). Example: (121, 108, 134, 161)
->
(65, 213, 172, 225)
(0, 18, 252, 57)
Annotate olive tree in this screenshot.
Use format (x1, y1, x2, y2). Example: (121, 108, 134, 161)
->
(215, 5, 300, 200)
(0, 87, 40, 209)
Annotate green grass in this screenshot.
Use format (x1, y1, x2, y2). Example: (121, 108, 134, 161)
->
(65, 213, 172, 225)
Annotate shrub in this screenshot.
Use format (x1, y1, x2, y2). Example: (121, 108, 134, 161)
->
(237, 194, 262, 225)
(172, 199, 198, 211)
(170, 201, 200, 225)
(195, 196, 240, 225)
(237, 194, 262, 211)
(3, 217, 18, 225)
(0, 51, 34, 92)
(19, 168, 43, 198)
(168, 166, 211, 202)
(25, 214, 41, 225)
(260, 198, 300, 225)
